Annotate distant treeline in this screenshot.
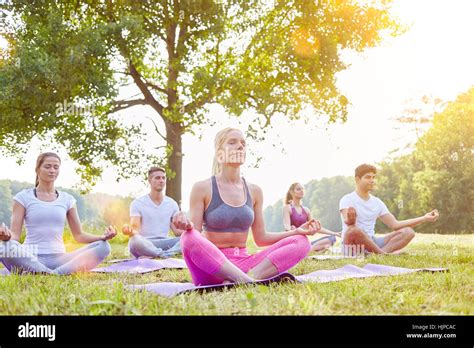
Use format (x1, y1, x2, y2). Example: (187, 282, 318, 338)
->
(264, 88, 474, 234)
(0, 180, 133, 229)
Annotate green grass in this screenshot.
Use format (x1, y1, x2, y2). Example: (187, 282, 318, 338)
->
(0, 233, 473, 315)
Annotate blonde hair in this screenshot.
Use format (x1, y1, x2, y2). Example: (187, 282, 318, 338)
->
(35, 152, 61, 187)
(212, 127, 242, 175)
(285, 182, 301, 204)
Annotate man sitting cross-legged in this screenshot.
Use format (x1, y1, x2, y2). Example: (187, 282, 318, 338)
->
(339, 164, 439, 255)
(122, 167, 184, 259)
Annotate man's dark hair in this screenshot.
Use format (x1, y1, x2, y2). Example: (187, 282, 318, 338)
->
(148, 167, 166, 177)
(355, 164, 377, 178)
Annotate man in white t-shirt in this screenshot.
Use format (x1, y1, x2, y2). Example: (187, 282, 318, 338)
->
(122, 167, 184, 258)
(339, 164, 439, 255)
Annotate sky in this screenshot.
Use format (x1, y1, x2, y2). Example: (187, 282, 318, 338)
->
(1, 0, 473, 211)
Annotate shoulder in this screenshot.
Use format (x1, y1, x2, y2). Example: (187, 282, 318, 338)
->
(372, 195, 386, 206)
(132, 194, 148, 205)
(13, 188, 34, 203)
(164, 196, 179, 206)
(282, 204, 291, 212)
(61, 191, 76, 200)
(191, 178, 212, 195)
(340, 192, 354, 202)
(303, 206, 311, 214)
(247, 182, 263, 200)
(15, 188, 34, 197)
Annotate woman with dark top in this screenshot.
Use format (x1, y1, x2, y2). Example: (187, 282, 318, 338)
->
(283, 183, 341, 253)
(172, 128, 320, 286)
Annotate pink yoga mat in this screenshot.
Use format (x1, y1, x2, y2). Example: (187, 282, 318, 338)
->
(127, 263, 448, 297)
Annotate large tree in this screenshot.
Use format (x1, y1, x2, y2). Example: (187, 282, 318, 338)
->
(0, 0, 402, 203)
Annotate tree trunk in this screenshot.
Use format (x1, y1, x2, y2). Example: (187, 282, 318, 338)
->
(165, 122, 183, 207)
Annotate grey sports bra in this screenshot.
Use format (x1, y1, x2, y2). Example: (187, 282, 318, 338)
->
(203, 176, 255, 233)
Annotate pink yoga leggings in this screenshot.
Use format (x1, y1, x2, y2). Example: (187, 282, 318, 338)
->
(181, 229, 310, 285)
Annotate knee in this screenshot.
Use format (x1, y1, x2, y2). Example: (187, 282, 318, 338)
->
(94, 240, 111, 258)
(0, 240, 20, 257)
(180, 229, 200, 249)
(401, 227, 415, 241)
(345, 226, 364, 240)
(292, 234, 311, 253)
(128, 235, 143, 249)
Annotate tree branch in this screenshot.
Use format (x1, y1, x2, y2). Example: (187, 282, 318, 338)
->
(111, 99, 148, 113)
(146, 116, 167, 141)
(145, 81, 168, 94)
(128, 61, 165, 116)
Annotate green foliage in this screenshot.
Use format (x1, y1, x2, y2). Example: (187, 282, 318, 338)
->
(376, 87, 474, 233)
(0, 180, 12, 223)
(264, 88, 474, 235)
(0, 0, 402, 199)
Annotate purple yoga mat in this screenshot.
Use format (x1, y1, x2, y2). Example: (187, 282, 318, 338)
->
(0, 258, 187, 276)
(127, 272, 297, 297)
(127, 263, 448, 297)
(91, 258, 187, 274)
(107, 258, 136, 264)
(295, 263, 448, 283)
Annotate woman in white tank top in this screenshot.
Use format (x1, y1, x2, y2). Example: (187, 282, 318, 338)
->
(0, 152, 116, 274)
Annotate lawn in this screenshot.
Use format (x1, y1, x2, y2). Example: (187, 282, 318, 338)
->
(0, 233, 473, 315)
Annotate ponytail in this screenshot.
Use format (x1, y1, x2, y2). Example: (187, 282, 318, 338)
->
(285, 182, 300, 205)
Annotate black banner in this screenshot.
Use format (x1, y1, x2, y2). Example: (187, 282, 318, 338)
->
(0, 315, 471, 347)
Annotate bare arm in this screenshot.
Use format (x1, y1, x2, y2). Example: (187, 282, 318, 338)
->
(282, 205, 292, 231)
(173, 180, 207, 232)
(9, 202, 25, 242)
(129, 216, 141, 233)
(251, 185, 319, 247)
(379, 210, 439, 230)
(67, 207, 116, 243)
(188, 181, 206, 232)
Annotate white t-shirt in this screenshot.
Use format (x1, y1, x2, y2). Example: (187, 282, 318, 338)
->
(13, 188, 76, 254)
(130, 194, 179, 239)
(339, 191, 390, 238)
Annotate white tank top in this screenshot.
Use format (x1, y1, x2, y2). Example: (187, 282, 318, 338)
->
(13, 188, 76, 254)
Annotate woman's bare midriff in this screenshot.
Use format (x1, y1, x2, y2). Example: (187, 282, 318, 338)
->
(202, 230, 248, 248)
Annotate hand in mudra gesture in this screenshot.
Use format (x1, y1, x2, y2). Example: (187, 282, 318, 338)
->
(172, 211, 194, 231)
(344, 207, 357, 226)
(0, 223, 11, 241)
(295, 218, 322, 236)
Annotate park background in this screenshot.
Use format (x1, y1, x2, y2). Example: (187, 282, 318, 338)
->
(0, 0, 472, 315)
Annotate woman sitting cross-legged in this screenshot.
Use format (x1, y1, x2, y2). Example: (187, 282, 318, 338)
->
(0, 152, 116, 275)
(283, 182, 341, 253)
(172, 128, 320, 286)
